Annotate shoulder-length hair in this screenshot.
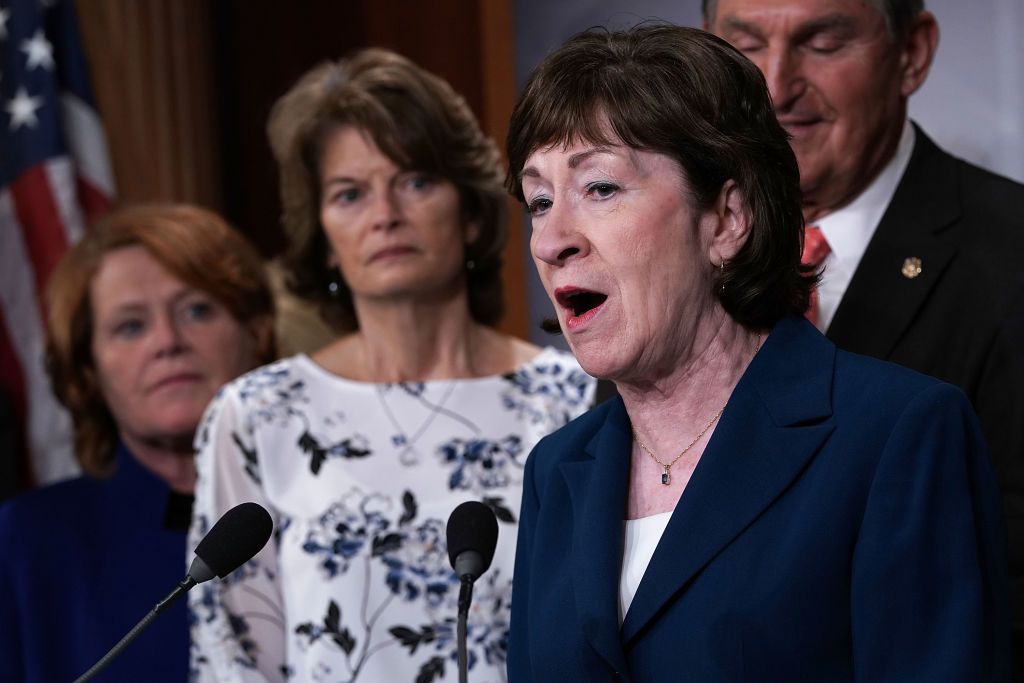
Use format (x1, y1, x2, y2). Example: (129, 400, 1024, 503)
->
(267, 48, 507, 331)
(45, 203, 277, 477)
(506, 24, 812, 329)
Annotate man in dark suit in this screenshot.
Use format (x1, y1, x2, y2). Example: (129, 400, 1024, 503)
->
(706, 0, 1024, 669)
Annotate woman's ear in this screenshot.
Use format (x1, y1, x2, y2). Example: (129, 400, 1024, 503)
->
(707, 180, 750, 265)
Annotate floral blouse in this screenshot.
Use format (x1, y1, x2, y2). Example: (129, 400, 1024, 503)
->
(188, 349, 594, 682)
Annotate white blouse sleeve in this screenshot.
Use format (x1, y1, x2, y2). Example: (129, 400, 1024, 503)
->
(188, 385, 286, 682)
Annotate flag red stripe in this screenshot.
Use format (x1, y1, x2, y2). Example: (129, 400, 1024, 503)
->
(76, 175, 112, 227)
(10, 167, 70, 299)
(0, 307, 33, 490)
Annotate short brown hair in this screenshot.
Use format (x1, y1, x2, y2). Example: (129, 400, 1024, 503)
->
(506, 25, 811, 329)
(267, 48, 507, 330)
(45, 203, 277, 477)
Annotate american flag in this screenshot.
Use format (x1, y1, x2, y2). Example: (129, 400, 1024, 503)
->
(1, 0, 114, 490)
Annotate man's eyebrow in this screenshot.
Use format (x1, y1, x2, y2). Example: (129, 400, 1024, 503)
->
(718, 16, 765, 39)
(718, 13, 859, 40)
(791, 14, 859, 41)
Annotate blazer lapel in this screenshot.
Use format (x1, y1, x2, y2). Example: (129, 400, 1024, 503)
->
(827, 127, 961, 359)
(621, 317, 836, 645)
(560, 398, 632, 677)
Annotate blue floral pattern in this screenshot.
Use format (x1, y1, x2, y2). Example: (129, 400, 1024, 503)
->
(188, 348, 593, 682)
(437, 436, 523, 491)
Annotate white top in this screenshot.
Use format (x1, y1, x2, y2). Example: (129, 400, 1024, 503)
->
(188, 349, 594, 683)
(814, 120, 917, 331)
(618, 511, 673, 624)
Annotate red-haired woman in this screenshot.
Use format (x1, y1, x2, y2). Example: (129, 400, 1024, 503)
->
(0, 204, 276, 682)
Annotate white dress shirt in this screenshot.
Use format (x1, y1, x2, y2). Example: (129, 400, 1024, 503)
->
(814, 120, 917, 331)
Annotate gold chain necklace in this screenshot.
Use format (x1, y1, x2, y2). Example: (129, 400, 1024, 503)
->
(632, 405, 726, 485)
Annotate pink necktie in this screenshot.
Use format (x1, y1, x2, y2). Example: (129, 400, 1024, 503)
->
(802, 225, 831, 327)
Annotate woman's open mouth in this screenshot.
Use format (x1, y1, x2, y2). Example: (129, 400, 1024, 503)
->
(555, 287, 608, 331)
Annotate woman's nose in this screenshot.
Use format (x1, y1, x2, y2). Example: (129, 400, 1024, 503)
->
(150, 314, 186, 357)
(370, 188, 402, 232)
(530, 204, 589, 267)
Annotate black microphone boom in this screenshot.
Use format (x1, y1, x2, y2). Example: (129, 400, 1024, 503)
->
(72, 502, 273, 683)
(446, 500, 498, 683)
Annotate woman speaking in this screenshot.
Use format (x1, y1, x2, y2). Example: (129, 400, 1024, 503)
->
(505, 25, 1009, 681)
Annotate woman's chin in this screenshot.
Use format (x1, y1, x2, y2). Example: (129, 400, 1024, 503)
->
(127, 416, 203, 450)
(572, 347, 626, 382)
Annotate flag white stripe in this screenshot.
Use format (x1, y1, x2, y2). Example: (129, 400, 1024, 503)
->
(43, 157, 87, 246)
(60, 92, 116, 197)
(0, 188, 79, 485)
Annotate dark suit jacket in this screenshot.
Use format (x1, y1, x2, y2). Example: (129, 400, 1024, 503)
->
(827, 126, 1024, 661)
(0, 445, 190, 683)
(509, 317, 1009, 682)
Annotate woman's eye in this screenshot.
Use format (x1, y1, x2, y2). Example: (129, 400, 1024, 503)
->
(527, 196, 552, 216)
(332, 187, 361, 204)
(587, 182, 619, 199)
(406, 173, 434, 191)
(112, 318, 144, 338)
(183, 300, 215, 321)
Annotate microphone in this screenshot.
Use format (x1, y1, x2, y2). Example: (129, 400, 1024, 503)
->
(447, 500, 498, 581)
(188, 501, 275, 584)
(446, 501, 498, 683)
(73, 502, 273, 683)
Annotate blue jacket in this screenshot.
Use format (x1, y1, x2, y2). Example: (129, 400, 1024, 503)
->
(508, 316, 1010, 682)
(0, 445, 190, 682)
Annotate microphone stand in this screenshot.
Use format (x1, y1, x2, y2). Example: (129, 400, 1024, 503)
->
(72, 575, 197, 683)
(457, 575, 474, 683)
(446, 501, 497, 683)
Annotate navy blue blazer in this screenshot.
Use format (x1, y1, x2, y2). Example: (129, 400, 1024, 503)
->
(508, 317, 1010, 682)
(0, 445, 190, 683)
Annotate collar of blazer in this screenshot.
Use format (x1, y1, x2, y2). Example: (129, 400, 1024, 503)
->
(827, 125, 961, 358)
(558, 316, 836, 671)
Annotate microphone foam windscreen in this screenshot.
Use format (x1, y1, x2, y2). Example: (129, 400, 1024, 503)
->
(193, 502, 273, 579)
(446, 501, 498, 574)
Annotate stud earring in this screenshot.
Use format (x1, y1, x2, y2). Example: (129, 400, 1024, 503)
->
(327, 268, 343, 297)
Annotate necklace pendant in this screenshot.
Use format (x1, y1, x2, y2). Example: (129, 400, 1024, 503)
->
(661, 467, 670, 486)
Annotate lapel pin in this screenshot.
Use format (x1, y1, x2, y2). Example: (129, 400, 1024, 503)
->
(901, 256, 922, 279)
